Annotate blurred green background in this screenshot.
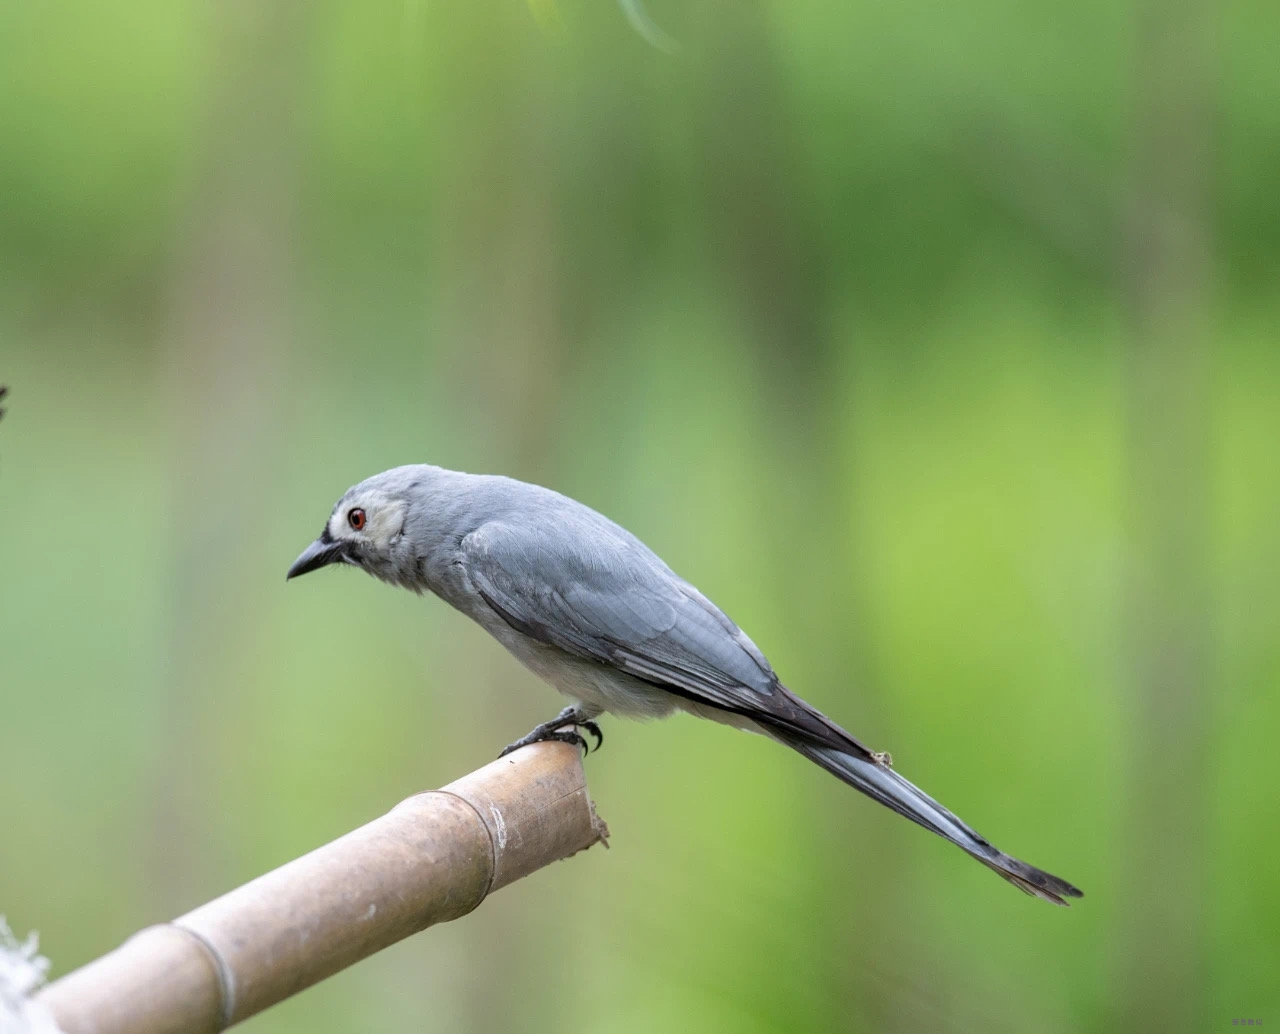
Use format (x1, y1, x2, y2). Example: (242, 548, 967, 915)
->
(1, 0, 1276, 1031)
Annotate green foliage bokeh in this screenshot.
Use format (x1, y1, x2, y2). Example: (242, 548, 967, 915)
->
(1, 1, 1275, 1031)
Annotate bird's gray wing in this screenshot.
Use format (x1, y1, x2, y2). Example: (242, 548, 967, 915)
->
(460, 518, 873, 756)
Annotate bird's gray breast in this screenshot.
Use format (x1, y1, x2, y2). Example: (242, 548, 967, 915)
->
(439, 543, 679, 719)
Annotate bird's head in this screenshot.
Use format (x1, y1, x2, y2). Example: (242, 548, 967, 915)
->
(287, 468, 422, 588)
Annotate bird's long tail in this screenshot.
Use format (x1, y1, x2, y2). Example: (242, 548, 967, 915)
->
(782, 738, 1083, 905)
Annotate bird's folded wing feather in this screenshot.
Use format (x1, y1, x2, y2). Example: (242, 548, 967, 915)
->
(460, 519, 872, 756)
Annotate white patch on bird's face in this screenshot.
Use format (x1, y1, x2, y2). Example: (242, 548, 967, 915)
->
(327, 492, 407, 551)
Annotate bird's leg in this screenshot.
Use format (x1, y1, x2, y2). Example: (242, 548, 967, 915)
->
(499, 705, 603, 758)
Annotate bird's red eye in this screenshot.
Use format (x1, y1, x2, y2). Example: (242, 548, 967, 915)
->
(348, 508, 366, 531)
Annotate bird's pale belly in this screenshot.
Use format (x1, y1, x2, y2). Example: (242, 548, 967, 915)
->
(505, 632, 678, 720)
(451, 585, 679, 720)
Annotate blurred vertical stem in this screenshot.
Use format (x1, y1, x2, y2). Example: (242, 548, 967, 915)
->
(148, 0, 306, 911)
(1118, 0, 1216, 1028)
(430, 9, 565, 476)
(691, 3, 904, 1028)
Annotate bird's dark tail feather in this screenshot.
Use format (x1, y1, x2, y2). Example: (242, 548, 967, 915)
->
(784, 738, 1083, 906)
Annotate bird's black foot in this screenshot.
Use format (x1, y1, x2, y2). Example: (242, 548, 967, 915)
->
(577, 718, 603, 752)
(499, 706, 603, 758)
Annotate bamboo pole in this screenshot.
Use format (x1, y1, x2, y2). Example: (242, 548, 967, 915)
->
(35, 742, 607, 1034)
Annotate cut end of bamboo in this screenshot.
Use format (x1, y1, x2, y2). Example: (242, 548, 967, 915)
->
(36, 741, 605, 1034)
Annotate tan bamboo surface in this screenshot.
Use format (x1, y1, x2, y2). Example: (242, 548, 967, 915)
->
(35, 741, 607, 1034)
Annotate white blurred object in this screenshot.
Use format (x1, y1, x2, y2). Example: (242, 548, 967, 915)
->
(0, 919, 62, 1034)
(620, 0, 678, 53)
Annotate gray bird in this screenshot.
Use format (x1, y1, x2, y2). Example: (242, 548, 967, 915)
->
(288, 464, 1082, 906)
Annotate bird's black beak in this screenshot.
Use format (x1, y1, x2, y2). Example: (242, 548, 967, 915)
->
(287, 533, 349, 580)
